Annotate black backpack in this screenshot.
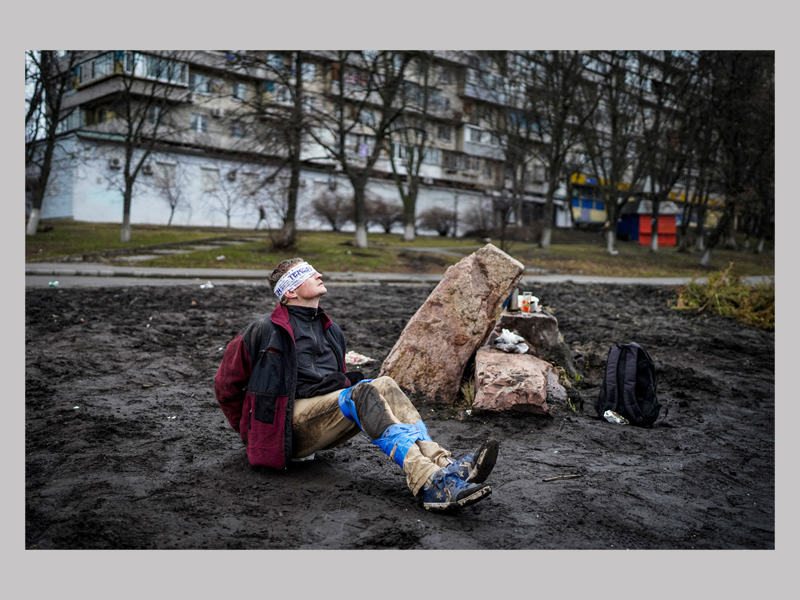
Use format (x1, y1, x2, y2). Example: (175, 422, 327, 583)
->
(589, 342, 667, 427)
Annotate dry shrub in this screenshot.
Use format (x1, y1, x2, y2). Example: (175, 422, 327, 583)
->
(671, 262, 774, 331)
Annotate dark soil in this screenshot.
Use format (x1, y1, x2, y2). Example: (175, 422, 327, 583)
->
(25, 281, 775, 549)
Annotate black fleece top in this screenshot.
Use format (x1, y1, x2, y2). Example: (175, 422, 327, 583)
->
(287, 305, 343, 398)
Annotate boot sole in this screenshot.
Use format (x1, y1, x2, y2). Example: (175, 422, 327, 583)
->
(466, 439, 499, 484)
(423, 484, 492, 511)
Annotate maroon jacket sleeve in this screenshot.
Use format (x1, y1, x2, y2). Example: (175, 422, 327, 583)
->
(214, 334, 252, 433)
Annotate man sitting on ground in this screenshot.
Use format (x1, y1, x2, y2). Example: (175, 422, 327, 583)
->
(214, 257, 499, 511)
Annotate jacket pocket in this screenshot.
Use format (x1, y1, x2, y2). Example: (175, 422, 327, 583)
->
(254, 392, 277, 424)
(246, 393, 289, 469)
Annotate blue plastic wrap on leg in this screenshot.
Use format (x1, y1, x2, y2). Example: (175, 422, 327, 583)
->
(413, 419, 433, 442)
(337, 379, 374, 430)
(372, 423, 428, 468)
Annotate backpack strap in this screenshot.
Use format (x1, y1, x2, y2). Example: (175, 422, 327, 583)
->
(603, 345, 622, 414)
(620, 345, 646, 425)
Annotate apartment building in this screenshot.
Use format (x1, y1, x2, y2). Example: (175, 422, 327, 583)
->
(35, 50, 576, 232)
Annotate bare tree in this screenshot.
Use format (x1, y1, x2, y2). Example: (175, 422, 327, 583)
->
(25, 50, 80, 236)
(524, 51, 595, 249)
(417, 206, 455, 237)
(385, 51, 449, 241)
(636, 51, 700, 254)
(79, 51, 191, 242)
(310, 188, 353, 232)
(307, 51, 410, 248)
(577, 51, 647, 254)
(226, 51, 318, 249)
(365, 195, 404, 233)
(200, 161, 254, 228)
(485, 51, 542, 249)
(147, 158, 189, 226)
(676, 62, 720, 254)
(698, 51, 774, 267)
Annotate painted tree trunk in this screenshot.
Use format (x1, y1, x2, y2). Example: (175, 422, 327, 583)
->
(26, 209, 41, 237)
(606, 229, 615, 254)
(353, 182, 368, 248)
(695, 234, 705, 252)
(121, 187, 133, 243)
(699, 248, 712, 267)
(403, 221, 415, 242)
(401, 182, 417, 242)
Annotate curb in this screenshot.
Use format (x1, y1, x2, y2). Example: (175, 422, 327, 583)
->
(25, 263, 774, 287)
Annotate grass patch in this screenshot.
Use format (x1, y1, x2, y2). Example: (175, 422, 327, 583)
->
(670, 262, 775, 331)
(25, 220, 244, 262)
(26, 219, 774, 279)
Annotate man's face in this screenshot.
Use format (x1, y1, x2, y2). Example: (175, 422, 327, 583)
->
(290, 270, 327, 302)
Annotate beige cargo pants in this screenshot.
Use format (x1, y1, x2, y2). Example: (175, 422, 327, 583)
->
(291, 376, 452, 496)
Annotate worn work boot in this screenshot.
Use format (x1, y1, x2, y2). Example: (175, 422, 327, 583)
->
(421, 468, 492, 511)
(444, 439, 499, 483)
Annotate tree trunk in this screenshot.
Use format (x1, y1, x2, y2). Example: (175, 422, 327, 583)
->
(121, 187, 133, 243)
(756, 237, 765, 254)
(539, 187, 555, 250)
(167, 207, 175, 227)
(649, 200, 660, 253)
(401, 181, 418, 242)
(121, 217, 132, 243)
(26, 208, 41, 237)
(539, 226, 552, 249)
(699, 248, 712, 267)
(605, 229, 616, 254)
(281, 155, 300, 248)
(695, 234, 705, 252)
(352, 181, 368, 248)
(281, 220, 296, 247)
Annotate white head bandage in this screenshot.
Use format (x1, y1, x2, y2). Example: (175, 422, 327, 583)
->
(274, 262, 317, 298)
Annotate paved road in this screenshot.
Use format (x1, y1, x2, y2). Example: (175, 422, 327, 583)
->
(25, 261, 774, 289)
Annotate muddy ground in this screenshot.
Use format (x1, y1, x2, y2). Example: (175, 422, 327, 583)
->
(25, 281, 774, 549)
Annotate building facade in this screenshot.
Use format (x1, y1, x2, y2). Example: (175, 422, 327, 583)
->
(38, 50, 714, 235)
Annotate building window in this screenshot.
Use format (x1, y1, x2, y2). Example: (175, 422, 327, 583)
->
(232, 82, 247, 101)
(146, 105, 161, 125)
(268, 53, 283, 70)
(275, 83, 290, 103)
(155, 162, 176, 188)
(440, 66, 452, 84)
(422, 148, 441, 166)
(484, 161, 493, 179)
(468, 127, 483, 143)
(190, 113, 208, 132)
(438, 125, 451, 141)
(464, 155, 481, 172)
(345, 69, 369, 88)
(361, 110, 376, 127)
(76, 52, 115, 86)
(201, 167, 220, 192)
(119, 52, 187, 85)
(190, 73, 211, 95)
(302, 62, 316, 81)
(231, 123, 245, 138)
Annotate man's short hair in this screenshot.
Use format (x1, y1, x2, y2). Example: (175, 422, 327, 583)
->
(269, 257, 304, 304)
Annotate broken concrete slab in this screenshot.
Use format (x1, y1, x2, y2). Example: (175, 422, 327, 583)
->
(379, 243, 524, 403)
(472, 346, 567, 415)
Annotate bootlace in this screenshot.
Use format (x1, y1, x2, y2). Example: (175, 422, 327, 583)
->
(435, 470, 468, 490)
